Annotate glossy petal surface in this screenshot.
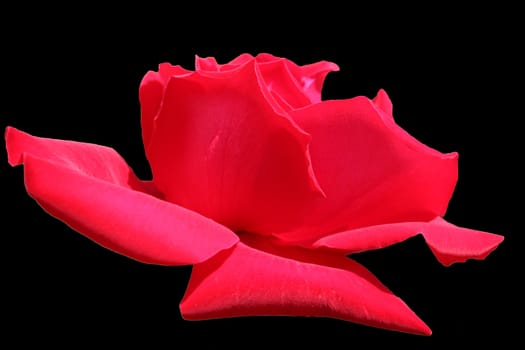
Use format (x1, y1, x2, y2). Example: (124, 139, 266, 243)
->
(6, 127, 238, 265)
(180, 235, 431, 335)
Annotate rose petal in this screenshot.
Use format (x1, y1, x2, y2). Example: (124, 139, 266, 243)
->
(195, 55, 219, 71)
(275, 92, 458, 242)
(313, 217, 504, 266)
(195, 55, 300, 112)
(139, 71, 164, 149)
(285, 59, 340, 103)
(147, 60, 324, 234)
(258, 59, 312, 110)
(139, 63, 191, 150)
(255, 53, 339, 105)
(372, 88, 394, 117)
(195, 53, 339, 108)
(195, 53, 255, 72)
(196, 53, 338, 107)
(229, 53, 255, 65)
(180, 235, 431, 336)
(255, 53, 282, 63)
(5, 127, 238, 265)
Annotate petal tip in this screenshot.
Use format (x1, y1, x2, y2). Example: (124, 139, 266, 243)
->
(330, 62, 341, 72)
(426, 218, 505, 266)
(5, 126, 25, 166)
(444, 151, 459, 160)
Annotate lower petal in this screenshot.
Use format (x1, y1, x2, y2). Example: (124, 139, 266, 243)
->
(180, 235, 431, 335)
(313, 217, 504, 266)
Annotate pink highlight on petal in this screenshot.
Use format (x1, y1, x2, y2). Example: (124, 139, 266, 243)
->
(5, 127, 238, 265)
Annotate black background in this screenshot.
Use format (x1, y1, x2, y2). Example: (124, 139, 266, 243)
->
(1, 5, 520, 347)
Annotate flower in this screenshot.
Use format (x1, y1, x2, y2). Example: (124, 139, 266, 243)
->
(5, 53, 503, 336)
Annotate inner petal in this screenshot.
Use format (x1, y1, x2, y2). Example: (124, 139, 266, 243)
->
(146, 61, 323, 234)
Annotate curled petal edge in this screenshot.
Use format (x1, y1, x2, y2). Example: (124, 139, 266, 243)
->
(312, 217, 504, 266)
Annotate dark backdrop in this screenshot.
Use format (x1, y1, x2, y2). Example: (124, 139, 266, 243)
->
(1, 6, 519, 347)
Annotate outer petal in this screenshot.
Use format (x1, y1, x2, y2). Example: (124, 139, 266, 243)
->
(275, 92, 458, 242)
(180, 235, 431, 336)
(147, 60, 324, 234)
(139, 63, 191, 150)
(5, 127, 238, 265)
(313, 217, 504, 266)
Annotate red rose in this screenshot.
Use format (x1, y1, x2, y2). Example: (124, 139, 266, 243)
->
(5, 53, 503, 335)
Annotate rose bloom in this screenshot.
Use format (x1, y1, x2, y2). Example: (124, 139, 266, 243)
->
(5, 53, 503, 335)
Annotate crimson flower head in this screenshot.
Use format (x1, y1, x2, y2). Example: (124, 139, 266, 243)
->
(5, 53, 503, 335)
